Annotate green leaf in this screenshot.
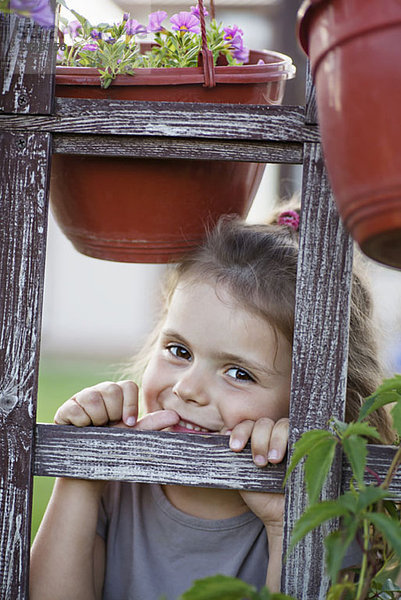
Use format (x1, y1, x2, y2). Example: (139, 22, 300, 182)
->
(178, 574, 257, 600)
(336, 491, 358, 514)
(368, 512, 401, 561)
(341, 421, 380, 440)
(358, 375, 401, 422)
(326, 581, 355, 600)
(391, 400, 401, 438)
(289, 501, 348, 550)
(342, 435, 367, 486)
(356, 486, 390, 513)
(304, 437, 337, 504)
(383, 499, 400, 520)
(284, 430, 335, 485)
(70, 9, 91, 29)
(324, 517, 359, 584)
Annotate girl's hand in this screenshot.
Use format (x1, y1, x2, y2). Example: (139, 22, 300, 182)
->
(229, 417, 288, 526)
(54, 381, 180, 432)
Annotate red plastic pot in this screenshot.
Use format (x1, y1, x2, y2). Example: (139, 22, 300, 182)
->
(298, 0, 401, 269)
(51, 50, 295, 263)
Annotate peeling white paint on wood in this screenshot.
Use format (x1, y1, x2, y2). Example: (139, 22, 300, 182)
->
(0, 130, 50, 600)
(0, 100, 320, 143)
(281, 144, 353, 599)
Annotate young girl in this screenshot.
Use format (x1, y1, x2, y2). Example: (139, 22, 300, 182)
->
(30, 209, 394, 600)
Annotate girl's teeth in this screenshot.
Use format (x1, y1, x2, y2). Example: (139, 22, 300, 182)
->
(178, 419, 208, 432)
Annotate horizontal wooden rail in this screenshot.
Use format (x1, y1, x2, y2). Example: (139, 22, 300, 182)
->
(51, 134, 303, 163)
(34, 424, 401, 499)
(0, 99, 319, 143)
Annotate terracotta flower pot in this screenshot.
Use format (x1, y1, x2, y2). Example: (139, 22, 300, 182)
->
(298, 0, 401, 269)
(51, 49, 295, 263)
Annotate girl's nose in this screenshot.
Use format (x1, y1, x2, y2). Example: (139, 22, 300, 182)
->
(172, 368, 209, 406)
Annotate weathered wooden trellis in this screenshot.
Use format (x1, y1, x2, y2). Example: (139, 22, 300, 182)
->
(0, 8, 400, 600)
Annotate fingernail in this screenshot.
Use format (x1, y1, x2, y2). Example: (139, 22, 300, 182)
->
(254, 455, 267, 466)
(230, 439, 242, 450)
(125, 416, 136, 426)
(268, 449, 279, 460)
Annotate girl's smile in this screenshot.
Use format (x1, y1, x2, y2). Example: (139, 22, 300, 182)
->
(141, 281, 292, 434)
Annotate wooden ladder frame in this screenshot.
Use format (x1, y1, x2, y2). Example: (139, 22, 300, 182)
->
(0, 11, 400, 600)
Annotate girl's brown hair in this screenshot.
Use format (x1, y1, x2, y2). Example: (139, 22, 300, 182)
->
(136, 210, 394, 443)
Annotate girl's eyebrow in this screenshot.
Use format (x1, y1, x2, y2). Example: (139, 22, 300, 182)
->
(160, 329, 189, 345)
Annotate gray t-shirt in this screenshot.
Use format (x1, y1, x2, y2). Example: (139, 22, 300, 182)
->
(97, 482, 363, 600)
(97, 482, 268, 600)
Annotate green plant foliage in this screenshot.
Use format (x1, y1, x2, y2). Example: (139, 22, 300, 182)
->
(57, 4, 249, 87)
(178, 377, 401, 599)
(177, 574, 294, 600)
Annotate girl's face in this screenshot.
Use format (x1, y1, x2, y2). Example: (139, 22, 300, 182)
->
(142, 281, 292, 434)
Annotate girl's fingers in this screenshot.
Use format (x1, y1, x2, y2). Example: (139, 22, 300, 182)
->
(250, 418, 276, 467)
(118, 380, 139, 426)
(228, 417, 289, 468)
(54, 398, 93, 426)
(73, 385, 115, 426)
(267, 418, 289, 463)
(229, 420, 255, 452)
(134, 410, 180, 431)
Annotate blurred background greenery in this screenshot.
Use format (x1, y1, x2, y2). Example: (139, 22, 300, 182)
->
(32, 357, 117, 544)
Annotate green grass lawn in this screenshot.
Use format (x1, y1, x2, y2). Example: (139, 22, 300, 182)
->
(32, 356, 117, 543)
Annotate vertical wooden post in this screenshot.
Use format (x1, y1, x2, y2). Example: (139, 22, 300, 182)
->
(281, 67, 354, 598)
(0, 8, 55, 599)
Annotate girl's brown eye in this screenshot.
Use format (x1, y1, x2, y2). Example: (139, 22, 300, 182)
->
(226, 367, 255, 382)
(168, 344, 191, 361)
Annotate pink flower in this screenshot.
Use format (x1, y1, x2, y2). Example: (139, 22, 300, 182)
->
(223, 25, 243, 41)
(147, 11, 168, 33)
(81, 43, 97, 52)
(66, 19, 82, 39)
(10, 0, 54, 28)
(190, 5, 208, 19)
(125, 19, 147, 36)
(277, 211, 300, 231)
(170, 12, 200, 34)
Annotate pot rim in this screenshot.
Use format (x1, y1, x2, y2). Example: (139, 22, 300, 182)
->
(297, 0, 328, 55)
(56, 49, 296, 86)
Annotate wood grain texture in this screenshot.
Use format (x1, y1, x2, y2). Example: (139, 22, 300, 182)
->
(52, 133, 303, 163)
(33, 425, 286, 491)
(305, 62, 318, 125)
(0, 13, 55, 115)
(33, 424, 401, 499)
(0, 131, 50, 599)
(281, 143, 354, 599)
(0, 99, 320, 143)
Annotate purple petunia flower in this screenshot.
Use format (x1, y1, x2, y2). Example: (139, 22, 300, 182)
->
(223, 27, 249, 63)
(223, 25, 244, 42)
(231, 43, 249, 63)
(90, 29, 102, 40)
(190, 5, 208, 19)
(125, 18, 147, 36)
(147, 10, 168, 33)
(123, 13, 129, 22)
(66, 19, 82, 39)
(10, 0, 54, 28)
(81, 43, 97, 52)
(170, 12, 200, 34)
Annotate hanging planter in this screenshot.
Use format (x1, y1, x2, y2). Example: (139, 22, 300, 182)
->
(50, 3, 295, 263)
(298, 0, 401, 269)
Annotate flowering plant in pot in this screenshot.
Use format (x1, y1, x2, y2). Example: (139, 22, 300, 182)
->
(297, 0, 401, 271)
(50, 1, 296, 263)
